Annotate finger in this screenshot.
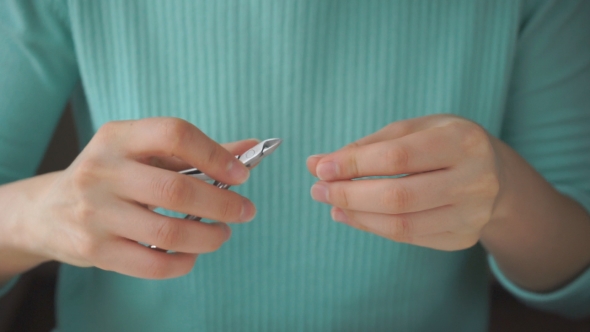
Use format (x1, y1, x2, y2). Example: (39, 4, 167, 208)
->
(314, 126, 462, 181)
(143, 155, 193, 172)
(306, 154, 327, 178)
(346, 114, 446, 148)
(221, 139, 261, 156)
(404, 232, 480, 251)
(335, 215, 479, 251)
(310, 170, 455, 214)
(102, 201, 232, 253)
(114, 162, 256, 222)
(98, 118, 250, 185)
(143, 139, 260, 172)
(94, 238, 199, 279)
(330, 205, 458, 238)
(306, 118, 427, 177)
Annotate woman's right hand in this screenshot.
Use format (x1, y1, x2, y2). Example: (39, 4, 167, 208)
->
(1, 117, 257, 280)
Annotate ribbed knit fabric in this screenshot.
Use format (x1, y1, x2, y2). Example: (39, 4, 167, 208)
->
(1, 0, 589, 331)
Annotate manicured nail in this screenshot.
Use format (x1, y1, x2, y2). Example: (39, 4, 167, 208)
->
(228, 160, 250, 182)
(316, 162, 339, 180)
(310, 183, 329, 203)
(240, 199, 256, 222)
(331, 208, 348, 223)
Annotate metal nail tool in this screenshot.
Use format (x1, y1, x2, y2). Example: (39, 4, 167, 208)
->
(149, 138, 282, 251)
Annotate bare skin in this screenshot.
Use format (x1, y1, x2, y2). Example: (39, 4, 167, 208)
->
(307, 114, 590, 292)
(0, 117, 259, 284)
(2, 114, 589, 294)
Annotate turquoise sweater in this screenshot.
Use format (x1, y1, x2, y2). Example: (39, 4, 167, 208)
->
(1, 0, 590, 331)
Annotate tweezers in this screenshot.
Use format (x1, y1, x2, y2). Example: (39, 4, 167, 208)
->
(149, 138, 282, 251)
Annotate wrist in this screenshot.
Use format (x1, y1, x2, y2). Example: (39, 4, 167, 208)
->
(0, 230, 52, 281)
(476, 138, 590, 292)
(479, 138, 524, 242)
(0, 174, 58, 278)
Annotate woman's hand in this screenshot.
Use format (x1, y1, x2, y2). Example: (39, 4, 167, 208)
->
(308, 114, 590, 292)
(307, 114, 503, 251)
(3, 117, 258, 280)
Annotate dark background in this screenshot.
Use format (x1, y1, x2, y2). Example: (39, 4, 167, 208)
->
(0, 108, 589, 331)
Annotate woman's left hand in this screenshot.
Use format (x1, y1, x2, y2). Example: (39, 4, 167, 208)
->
(307, 114, 504, 251)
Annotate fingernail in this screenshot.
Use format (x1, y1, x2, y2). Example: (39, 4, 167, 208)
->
(228, 160, 250, 182)
(310, 183, 329, 203)
(240, 199, 256, 222)
(331, 208, 348, 223)
(307, 154, 327, 162)
(316, 162, 338, 180)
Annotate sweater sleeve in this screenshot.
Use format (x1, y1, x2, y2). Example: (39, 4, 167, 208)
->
(491, 0, 590, 319)
(0, 276, 19, 297)
(0, 0, 78, 295)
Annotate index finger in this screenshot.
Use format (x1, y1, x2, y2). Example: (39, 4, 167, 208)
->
(307, 117, 431, 177)
(100, 118, 250, 185)
(347, 114, 451, 148)
(312, 126, 460, 181)
(144, 139, 261, 172)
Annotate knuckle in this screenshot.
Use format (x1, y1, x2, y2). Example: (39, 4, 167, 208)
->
(385, 122, 412, 137)
(436, 113, 461, 121)
(216, 197, 241, 221)
(383, 146, 409, 172)
(144, 255, 198, 279)
(159, 118, 195, 152)
(459, 235, 480, 250)
(154, 219, 183, 249)
(331, 186, 350, 209)
(471, 212, 491, 229)
(463, 172, 500, 200)
(73, 200, 97, 224)
(455, 122, 491, 156)
(346, 155, 361, 178)
(439, 234, 480, 252)
(72, 159, 101, 190)
(381, 186, 411, 211)
(144, 257, 169, 279)
(178, 256, 198, 276)
(480, 172, 500, 198)
(93, 121, 120, 145)
(204, 145, 221, 169)
(152, 175, 190, 206)
(201, 235, 225, 253)
(388, 215, 412, 242)
(442, 118, 467, 134)
(343, 141, 361, 150)
(76, 235, 100, 259)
